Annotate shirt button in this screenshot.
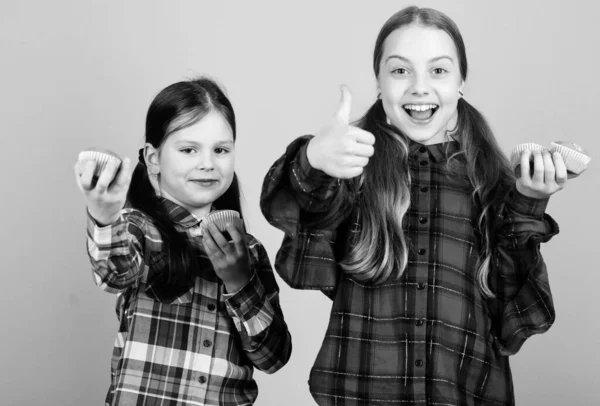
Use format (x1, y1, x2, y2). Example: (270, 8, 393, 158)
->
(417, 282, 426, 290)
(420, 186, 429, 193)
(419, 146, 427, 153)
(419, 217, 428, 224)
(415, 359, 424, 367)
(420, 160, 428, 166)
(198, 376, 207, 384)
(203, 340, 212, 347)
(418, 248, 426, 255)
(207, 304, 216, 311)
(415, 319, 425, 326)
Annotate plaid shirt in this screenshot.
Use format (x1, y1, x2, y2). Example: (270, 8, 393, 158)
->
(86, 198, 292, 406)
(260, 136, 558, 405)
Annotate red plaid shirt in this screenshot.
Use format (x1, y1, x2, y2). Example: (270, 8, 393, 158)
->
(86, 198, 292, 405)
(260, 136, 557, 405)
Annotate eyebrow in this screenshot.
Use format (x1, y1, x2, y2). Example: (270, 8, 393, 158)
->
(385, 55, 454, 64)
(175, 139, 234, 146)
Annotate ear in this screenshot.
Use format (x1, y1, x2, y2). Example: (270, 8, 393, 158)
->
(144, 143, 160, 175)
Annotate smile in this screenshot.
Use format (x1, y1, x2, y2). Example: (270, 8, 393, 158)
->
(190, 179, 219, 187)
(403, 104, 439, 121)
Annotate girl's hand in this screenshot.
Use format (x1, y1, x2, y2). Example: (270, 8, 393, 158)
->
(74, 157, 133, 225)
(516, 149, 567, 199)
(306, 85, 376, 179)
(202, 220, 251, 293)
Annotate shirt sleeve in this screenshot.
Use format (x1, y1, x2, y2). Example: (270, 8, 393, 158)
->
(86, 209, 147, 293)
(488, 185, 559, 356)
(222, 238, 292, 374)
(260, 136, 354, 294)
(287, 136, 343, 213)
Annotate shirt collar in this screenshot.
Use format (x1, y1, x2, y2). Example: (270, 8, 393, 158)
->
(160, 197, 208, 229)
(408, 138, 461, 163)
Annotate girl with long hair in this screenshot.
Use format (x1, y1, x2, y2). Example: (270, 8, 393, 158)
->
(261, 7, 564, 405)
(75, 77, 291, 405)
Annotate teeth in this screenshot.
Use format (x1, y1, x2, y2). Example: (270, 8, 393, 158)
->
(404, 104, 437, 111)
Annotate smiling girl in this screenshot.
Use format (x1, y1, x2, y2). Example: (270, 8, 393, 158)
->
(261, 6, 563, 405)
(75, 78, 291, 406)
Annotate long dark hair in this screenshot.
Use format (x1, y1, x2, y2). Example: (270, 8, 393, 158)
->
(127, 77, 244, 299)
(337, 7, 514, 296)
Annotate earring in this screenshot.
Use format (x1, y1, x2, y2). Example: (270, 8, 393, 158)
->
(377, 92, 381, 100)
(458, 89, 464, 97)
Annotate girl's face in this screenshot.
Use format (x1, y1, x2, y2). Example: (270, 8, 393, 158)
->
(377, 24, 464, 145)
(149, 110, 235, 219)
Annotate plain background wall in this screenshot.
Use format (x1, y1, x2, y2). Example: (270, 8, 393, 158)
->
(2, 0, 599, 404)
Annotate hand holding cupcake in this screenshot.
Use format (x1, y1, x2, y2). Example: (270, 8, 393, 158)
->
(510, 141, 591, 179)
(74, 148, 132, 226)
(509, 141, 591, 199)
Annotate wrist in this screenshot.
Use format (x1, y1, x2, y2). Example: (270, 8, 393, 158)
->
(305, 138, 321, 171)
(88, 209, 120, 227)
(515, 183, 552, 200)
(222, 271, 251, 294)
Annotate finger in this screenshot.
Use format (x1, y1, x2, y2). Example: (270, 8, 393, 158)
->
(344, 156, 370, 168)
(78, 160, 97, 191)
(349, 142, 375, 159)
(74, 159, 88, 177)
(111, 158, 133, 191)
(519, 150, 533, 182)
(202, 227, 223, 258)
(95, 159, 121, 193)
(531, 151, 544, 183)
(335, 84, 352, 124)
(542, 150, 555, 185)
(552, 151, 568, 186)
(226, 222, 247, 256)
(338, 166, 364, 180)
(207, 223, 233, 253)
(349, 127, 376, 146)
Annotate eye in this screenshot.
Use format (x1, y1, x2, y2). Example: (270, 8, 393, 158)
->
(180, 147, 196, 154)
(432, 67, 448, 75)
(214, 147, 230, 155)
(392, 68, 408, 75)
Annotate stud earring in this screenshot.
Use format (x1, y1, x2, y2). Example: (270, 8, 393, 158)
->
(458, 89, 464, 97)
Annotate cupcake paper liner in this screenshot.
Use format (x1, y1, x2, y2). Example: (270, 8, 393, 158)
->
(198, 210, 241, 237)
(509, 143, 546, 170)
(78, 148, 122, 178)
(550, 142, 591, 175)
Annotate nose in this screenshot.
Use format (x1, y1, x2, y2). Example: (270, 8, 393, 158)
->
(196, 150, 215, 171)
(410, 72, 430, 96)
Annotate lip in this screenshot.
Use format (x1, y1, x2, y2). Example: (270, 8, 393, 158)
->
(402, 102, 439, 107)
(402, 103, 439, 125)
(190, 179, 219, 186)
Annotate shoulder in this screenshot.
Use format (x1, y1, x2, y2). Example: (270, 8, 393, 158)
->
(120, 207, 161, 239)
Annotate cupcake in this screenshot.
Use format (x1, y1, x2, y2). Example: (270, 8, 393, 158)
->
(197, 210, 241, 240)
(78, 148, 122, 178)
(550, 141, 591, 176)
(509, 143, 545, 177)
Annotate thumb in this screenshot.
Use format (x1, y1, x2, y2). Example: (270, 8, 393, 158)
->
(334, 84, 352, 124)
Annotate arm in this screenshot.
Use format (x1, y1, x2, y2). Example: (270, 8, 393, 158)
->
(223, 239, 292, 374)
(487, 186, 558, 356)
(86, 209, 147, 293)
(260, 136, 354, 293)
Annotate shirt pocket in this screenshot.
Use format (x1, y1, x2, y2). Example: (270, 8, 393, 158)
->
(140, 251, 195, 305)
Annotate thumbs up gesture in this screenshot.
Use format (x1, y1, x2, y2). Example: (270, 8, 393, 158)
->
(306, 85, 375, 179)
